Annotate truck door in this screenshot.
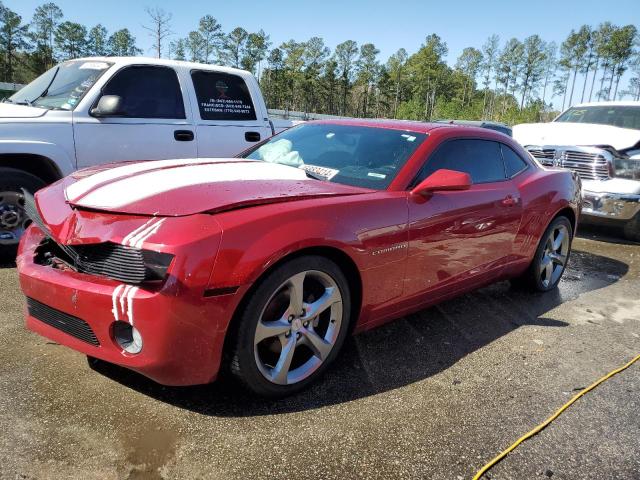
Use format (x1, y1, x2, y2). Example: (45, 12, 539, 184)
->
(73, 65, 197, 168)
(189, 70, 272, 158)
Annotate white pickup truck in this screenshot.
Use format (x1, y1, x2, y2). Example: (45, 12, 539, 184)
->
(0, 57, 292, 258)
(514, 101, 640, 241)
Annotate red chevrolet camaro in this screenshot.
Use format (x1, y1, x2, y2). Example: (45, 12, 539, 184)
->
(17, 120, 581, 397)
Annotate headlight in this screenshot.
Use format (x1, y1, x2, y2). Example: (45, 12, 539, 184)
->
(613, 157, 640, 180)
(141, 249, 175, 281)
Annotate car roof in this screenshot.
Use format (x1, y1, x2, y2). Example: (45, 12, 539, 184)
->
(308, 118, 504, 136)
(66, 56, 253, 78)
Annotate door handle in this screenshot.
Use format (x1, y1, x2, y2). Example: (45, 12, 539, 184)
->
(502, 195, 519, 207)
(174, 130, 194, 141)
(245, 131, 261, 142)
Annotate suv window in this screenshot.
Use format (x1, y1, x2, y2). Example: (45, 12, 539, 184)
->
(101, 66, 185, 119)
(191, 71, 257, 121)
(416, 139, 505, 184)
(501, 144, 528, 177)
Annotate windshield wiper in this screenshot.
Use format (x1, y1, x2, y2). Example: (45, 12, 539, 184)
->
(29, 67, 59, 105)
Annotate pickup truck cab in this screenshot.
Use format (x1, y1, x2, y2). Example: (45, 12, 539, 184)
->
(514, 101, 640, 241)
(0, 57, 291, 258)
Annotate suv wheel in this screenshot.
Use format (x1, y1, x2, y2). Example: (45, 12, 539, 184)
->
(0, 168, 46, 262)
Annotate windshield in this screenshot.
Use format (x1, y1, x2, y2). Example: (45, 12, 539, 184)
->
(243, 124, 427, 190)
(8, 60, 112, 110)
(555, 105, 640, 130)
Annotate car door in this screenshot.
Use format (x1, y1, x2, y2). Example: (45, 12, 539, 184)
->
(188, 70, 272, 158)
(73, 65, 197, 168)
(404, 138, 523, 298)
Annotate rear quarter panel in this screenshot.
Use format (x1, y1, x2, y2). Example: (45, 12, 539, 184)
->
(510, 167, 581, 273)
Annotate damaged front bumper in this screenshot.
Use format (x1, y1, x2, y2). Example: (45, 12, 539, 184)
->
(581, 178, 640, 224)
(16, 203, 243, 386)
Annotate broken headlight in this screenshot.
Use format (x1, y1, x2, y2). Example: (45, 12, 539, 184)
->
(613, 157, 640, 180)
(141, 250, 175, 281)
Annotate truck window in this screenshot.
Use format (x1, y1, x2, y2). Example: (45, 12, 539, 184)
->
(555, 106, 640, 130)
(191, 71, 257, 121)
(101, 65, 186, 119)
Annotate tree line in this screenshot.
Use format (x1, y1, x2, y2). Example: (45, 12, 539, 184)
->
(1, 1, 639, 124)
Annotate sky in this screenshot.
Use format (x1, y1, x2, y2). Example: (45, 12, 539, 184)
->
(8, 0, 640, 104)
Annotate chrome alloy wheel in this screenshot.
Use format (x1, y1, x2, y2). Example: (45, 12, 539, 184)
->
(0, 191, 29, 246)
(254, 270, 343, 385)
(539, 224, 569, 289)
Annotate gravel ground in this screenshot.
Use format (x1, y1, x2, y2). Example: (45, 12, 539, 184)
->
(0, 226, 638, 480)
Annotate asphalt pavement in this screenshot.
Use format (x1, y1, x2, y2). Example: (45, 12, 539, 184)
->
(0, 225, 638, 479)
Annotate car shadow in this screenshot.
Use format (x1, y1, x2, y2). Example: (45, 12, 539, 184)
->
(578, 224, 639, 246)
(89, 248, 628, 416)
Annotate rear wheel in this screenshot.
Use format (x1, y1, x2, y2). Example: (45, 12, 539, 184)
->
(228, 255, 351, 398)
(0, 168, 46, 263)
(514, 216, 573, 292)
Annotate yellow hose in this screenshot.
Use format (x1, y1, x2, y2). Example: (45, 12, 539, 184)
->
(472, 352, 640, 480)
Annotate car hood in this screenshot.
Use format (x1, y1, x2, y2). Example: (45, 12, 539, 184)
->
(64, 158, 369, 216)
(513, 122, 640, 151)
(0, 102, 48, 119)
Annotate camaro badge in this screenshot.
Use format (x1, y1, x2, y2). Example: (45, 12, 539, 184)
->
(371, 243, 408, 256)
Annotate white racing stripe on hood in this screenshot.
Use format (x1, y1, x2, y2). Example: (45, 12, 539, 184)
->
(130, 219, 165, 248)
(66, 158, 235, 202)
(73, 162, 307, 210)
(121, 218, 158, 245)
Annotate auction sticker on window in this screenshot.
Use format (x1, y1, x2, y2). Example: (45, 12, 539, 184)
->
(79, 62, 110, 70)
(299, 164, 339, 180)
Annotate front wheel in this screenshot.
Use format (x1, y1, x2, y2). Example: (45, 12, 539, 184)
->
(228, 255, 351, 398)
(515, 216, 573, 292)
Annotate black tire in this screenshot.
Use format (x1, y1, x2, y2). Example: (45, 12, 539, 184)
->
(623, 212, 640, 243)
(513, 216, 573, 292)
(0, 168, 46, 263)
(228, 255, 351, 398)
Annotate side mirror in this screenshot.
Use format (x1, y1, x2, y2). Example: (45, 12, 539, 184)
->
(91, 95, 124, 117)
(410, 169, 472, 196)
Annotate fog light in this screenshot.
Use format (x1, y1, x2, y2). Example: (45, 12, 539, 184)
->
(113, 321, 143, 354)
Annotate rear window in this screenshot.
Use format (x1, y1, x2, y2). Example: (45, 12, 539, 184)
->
(501, 144, 528, 177)
(191, 71, 257, 121)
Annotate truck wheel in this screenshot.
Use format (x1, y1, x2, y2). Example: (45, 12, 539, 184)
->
(623, 212, 640, 243)
(0, 168, 46, 263)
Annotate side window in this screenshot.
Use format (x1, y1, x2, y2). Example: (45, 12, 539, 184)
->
(501, 144, 528, 177)
(416, 139, 505, 185)
(191, 71, 257, 121)
(101, 66, 185, 119)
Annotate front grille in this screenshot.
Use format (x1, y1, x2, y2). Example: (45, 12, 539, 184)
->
(27, 297, 100, 346)
(526, 147, 612, 180)
(25, 191, 172, 285)
(72, 243, 147, 283)
(560, 150, 610, 180)
(529, 148, 556, 166)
